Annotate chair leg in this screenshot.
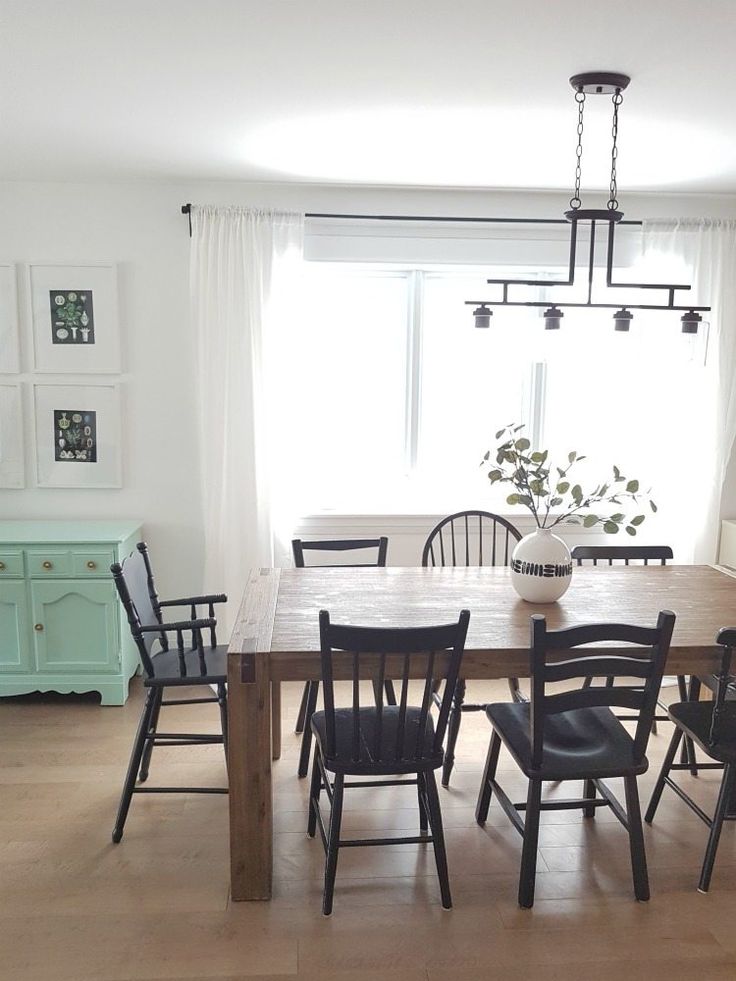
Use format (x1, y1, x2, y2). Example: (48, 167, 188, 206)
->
(138, 685, 162, 782)
(384, 680, 397, 706)
(518, 779, 542, 909)
(442, 678, 466, 787)
(508, 677, 527, 702)
(424, 769, 452, 909)
(307, 747, 322, 838)
(418, 771, 429, 834)
(698, 764, 736, 893)
(298, 681, 319, 778)
(217, 682, 229, 771)
(322, 772, 345, 916)
(475, 730, 501, 825)
(295, 682, 309, 734)
(644, 726, 684, 824)
(624, 775, 649, 902)
(683, 675, 701, 777)
(583, 778, 597, 818)
(112, 688, 157, 843)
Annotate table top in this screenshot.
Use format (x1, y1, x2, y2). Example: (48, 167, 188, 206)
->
(230, 565, 736, 681)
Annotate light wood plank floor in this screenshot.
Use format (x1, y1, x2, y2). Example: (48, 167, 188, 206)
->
(2, 678, 736, 980)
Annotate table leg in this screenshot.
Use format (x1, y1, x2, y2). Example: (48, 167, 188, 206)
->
(228, 649, 273, 900)
(271, 681, 282, 761)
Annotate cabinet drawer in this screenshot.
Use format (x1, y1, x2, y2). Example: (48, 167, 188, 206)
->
(0, 549, 24, 577)
(27, 549, 72, 577)
(72, 549, 115, 577)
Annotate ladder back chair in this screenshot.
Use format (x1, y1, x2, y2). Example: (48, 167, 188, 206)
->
(292, 536, 394, 777)
(308, 608, 470, 914)
(110, 542, 228, 842)
(645, 627, 736, 892)
(571, 545, 695, 767)
(476, 610, 675, 908)
(421, 510, 523, 785)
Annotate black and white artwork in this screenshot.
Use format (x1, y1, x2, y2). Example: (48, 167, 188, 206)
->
(53, 409, 97, 462)
(49, 290, 95, 345)
(29, 264, 119, 372)
(34, 384, 121, 488)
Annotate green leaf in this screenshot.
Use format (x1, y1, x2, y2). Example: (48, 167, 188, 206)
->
(556, 481, 570, 493)
(549, 497, 563, 506)
(625, 525, 637, 536)
(557, 467, 566, 478)
(530, 451, 544, 463)
(518, 495, 533, 506)
(626, 479, 639, 493)
(603, 521, 619, 534)
(515, 438, 530, 451)
(583, 514, 598, 528)
(568, 451, 577, 463)
(506, 493, 520, 505)
(630, 515, 645, 526)
(610, 513, 625, 522)
(572, 484, 583, 502)
(495, 428, 506, 439)
(613, 465, 620, 480)
(482, 451, 490, 461)
(650, 501, 658, 513)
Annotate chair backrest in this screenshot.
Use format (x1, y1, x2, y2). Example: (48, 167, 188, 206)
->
(111, 542, 166, 676)
(318, 609, 470, 765)
(292, 537, 388, 568)
(528, 611, 676, 768)
(711, 627, 736, 744)
(421, 510, 521, 567)
(571, 545, 673, 567)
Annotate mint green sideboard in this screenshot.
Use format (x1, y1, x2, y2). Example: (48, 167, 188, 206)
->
(0, 521, 142, 705)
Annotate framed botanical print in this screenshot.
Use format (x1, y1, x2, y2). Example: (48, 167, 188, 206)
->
(0, 384, 24, 488)
(0, 264, 20, 373)
(34, 383, 121, 488)
(28, 263, 120, 373)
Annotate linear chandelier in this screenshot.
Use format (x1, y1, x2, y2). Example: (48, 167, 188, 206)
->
(467, 71, 710, 333)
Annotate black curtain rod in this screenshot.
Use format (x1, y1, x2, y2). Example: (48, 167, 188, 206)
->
(180, 202, 643, 235)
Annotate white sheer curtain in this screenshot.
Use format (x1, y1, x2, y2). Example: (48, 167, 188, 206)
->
(189, 205, 303, 631)
(643, 219, 736, 563)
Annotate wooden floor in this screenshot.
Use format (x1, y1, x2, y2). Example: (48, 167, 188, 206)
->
(2, 678, 736, 981)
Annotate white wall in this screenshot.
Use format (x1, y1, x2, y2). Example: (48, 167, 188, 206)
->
(3, 180, 736, 592)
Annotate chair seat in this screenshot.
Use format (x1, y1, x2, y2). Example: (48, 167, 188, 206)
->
(668, 701, 736, 763)
(485, 701, 649, 780)
(146, 644, 228, 686)
(311, 705, 442, 774)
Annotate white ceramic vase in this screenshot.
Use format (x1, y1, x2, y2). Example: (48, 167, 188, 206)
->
(510, 527, 573, 603)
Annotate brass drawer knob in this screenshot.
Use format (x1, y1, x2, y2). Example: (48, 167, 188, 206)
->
(42, 560, 53, 570)
(34, 623, 44, 632)
(86, 560, 97, 570)
(0, 561, 5, 571)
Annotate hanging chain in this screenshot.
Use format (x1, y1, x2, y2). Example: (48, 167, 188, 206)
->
(607, 88, 623, 211)
(569, 88, 586, 210)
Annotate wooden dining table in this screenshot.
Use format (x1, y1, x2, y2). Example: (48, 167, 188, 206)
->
(226, 562, 736, 901)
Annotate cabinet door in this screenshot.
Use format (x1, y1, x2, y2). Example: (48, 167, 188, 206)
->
(0, 581, 32, 673)
(31, 580, 119, 674)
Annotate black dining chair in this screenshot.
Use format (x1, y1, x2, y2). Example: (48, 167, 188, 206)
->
(292, 536, 395, 777)
(645, 627, 736, 892)
(308, 608, 470, 914)
(110, 542, 229, 842)
(421, 510, 523, 785)
(476, 610, 675, 908)
(571, 545, 696, 769)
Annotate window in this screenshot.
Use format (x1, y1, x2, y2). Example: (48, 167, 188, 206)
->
(275, 239, 707, 523)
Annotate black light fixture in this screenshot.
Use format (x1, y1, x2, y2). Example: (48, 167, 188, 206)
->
(543, 305, 564, 330)
(613, 308, 633, 331)
(467, 72, 710, 333)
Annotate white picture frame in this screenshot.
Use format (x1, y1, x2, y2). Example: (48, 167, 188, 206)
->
(28, 263, 120, 373)
(0, 264, 20, 373)
(0, 384, 24, 488)
(33, 383, 121, 488)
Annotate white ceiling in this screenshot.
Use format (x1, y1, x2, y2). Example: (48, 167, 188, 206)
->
(5, 0, 736, 193)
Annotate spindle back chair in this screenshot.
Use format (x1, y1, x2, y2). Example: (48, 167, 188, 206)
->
(421, 510, 523, 784)
(308, 609, 470, 915)
(109, 543, 228, 843)
(291, 536, 392, 777)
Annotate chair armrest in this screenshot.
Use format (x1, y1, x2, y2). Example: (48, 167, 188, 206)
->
(138, 618, 216, 633)
(158, 594, 227, 607)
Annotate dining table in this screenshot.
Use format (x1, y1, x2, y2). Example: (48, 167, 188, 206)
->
(226, 562, 736, 901)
